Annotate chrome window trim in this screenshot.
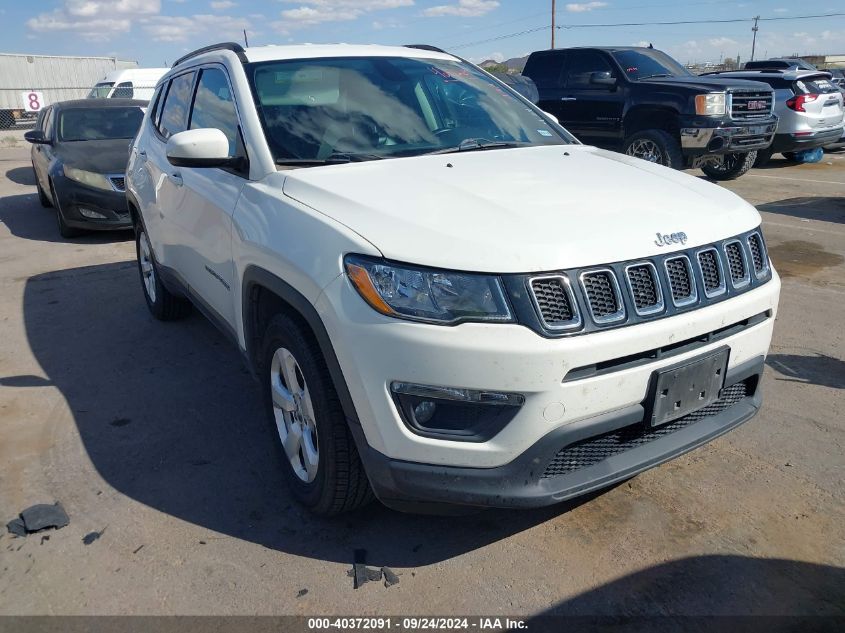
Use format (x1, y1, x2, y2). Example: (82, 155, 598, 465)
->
(723, 239, 751, 289)
(528, 274, 583, 331)
(579, 268, 626, 325)
(746, 231, 770, 279)
(624, 261, 665, 316)
(696, 246, 727, 298)
(663, 255, 698, 308)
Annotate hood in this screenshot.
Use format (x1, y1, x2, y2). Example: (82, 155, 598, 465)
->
(55, 139, 132, 175)
(282, 145, 761, 273)
(641, 75, 774, 92)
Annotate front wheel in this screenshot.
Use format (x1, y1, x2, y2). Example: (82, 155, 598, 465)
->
(136, 228, 191, 320)
(701, 151, 757, 181)
(623, 129, 685, 169)
(261, 313, 373, 515)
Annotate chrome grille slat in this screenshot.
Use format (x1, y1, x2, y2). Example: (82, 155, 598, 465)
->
(697, 248, 726, 297)
(664, 255, 697, 307)
(529, 275, 581, 330)
(747, 232, 769, 278)
(580, 269, 625, 324)
(730, 90, 774, 120)
(724, 240, 750, 288)
(625, 262, 664, 316)
(108, 175, 126, 192)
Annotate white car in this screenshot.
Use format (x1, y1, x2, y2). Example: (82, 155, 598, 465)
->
(126, 42, 781, 515)
(88, 68, 169, 101)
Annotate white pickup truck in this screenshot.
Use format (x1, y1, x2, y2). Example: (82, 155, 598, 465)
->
(126, 43, 781, 514)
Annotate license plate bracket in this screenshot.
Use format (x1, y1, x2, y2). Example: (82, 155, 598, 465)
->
(648, 347, 729, 427)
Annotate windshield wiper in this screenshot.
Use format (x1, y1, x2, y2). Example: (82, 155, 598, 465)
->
(638, 73, 675, 80)
(275, 152, 384, 167)
(423, 138, 528, 156)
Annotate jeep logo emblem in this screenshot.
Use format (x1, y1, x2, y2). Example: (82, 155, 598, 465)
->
(654, 232, 688, 247)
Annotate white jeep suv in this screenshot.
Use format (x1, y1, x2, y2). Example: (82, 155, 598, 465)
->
(127, 42, 781, 515)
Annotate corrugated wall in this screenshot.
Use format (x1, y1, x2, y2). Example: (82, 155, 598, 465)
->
(0, 55, 139, 109)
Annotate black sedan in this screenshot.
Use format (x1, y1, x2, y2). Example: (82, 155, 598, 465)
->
(25, 99, 146, 237)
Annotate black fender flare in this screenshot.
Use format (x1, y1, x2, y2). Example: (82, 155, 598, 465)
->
(241, 265, 360, 426)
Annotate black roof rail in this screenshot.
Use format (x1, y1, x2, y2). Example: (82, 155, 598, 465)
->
(404, 44, 447, 54)
(172, 42, 247, 67)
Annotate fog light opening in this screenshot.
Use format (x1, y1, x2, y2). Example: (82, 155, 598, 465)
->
(413, 401, 437, 425)
(79, 207, 107, 219)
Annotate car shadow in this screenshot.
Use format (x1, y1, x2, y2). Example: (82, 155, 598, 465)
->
(524, 556, 844, 623)
(0, 193, 133, 244)
(20, 261, 609, 567)
(5, 166, 36, 186)
(757, 197, 845, 225)
(766, 353, 845, 390)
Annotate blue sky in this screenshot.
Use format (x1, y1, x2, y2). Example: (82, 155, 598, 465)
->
(3, 0, 844, 67)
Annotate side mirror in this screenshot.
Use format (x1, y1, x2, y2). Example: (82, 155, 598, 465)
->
(542, 111, 559, 124)
(166, 128, 235, 168)
(590, 71, 617, 88)
(24, 130, 50, 144)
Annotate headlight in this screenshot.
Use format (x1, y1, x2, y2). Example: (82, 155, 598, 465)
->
(344, 255, 513, 324)
(695, 92, 726, 116)
(63, 166, 113, 191)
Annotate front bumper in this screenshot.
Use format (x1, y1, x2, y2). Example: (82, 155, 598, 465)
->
(680, 115, 777, 155)
(54, 176, 132, 230)
(352, 356, 763, 510)
(771, 127, 845, 153)
(317, 269, 781, 475)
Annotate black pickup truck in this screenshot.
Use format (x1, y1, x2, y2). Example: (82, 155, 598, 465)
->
(522, 46, 778, 180)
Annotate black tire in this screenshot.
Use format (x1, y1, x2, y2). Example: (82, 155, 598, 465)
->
(261, 313, 373, 515)
(753, 149, 773, 168)
(34, 171, 52, 208)
(135, 228, 191, 320)
(51, 182, 83, 238)
(701, 151, 757, 181)
(623, 129, 685, 169)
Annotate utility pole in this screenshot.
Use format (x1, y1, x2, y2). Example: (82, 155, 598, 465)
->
(244, 29, 250, 47)
(750, 16, 759, 61)
(551, 0, 556, 49)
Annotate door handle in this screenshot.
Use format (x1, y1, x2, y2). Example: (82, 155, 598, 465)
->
(169, 172, 183, 187)
(561, 97, 577, 102)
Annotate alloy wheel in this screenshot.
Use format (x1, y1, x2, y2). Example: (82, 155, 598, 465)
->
(270, 347, 320, 483)
(626, 139, 663, 163)
(139, 230, 157, 303)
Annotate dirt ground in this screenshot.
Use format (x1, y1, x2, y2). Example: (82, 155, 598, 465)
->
(0, 144, 843, 617)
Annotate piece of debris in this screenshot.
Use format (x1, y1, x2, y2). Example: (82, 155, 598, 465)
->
(382, 567, 400, 588)
(350, 549, 383, 589)
(6, 518, 26, 538)
(6, 503, 69, 537)
(40, 535, 50, 545)
(82, 528, 105, 545)
(132, 545, 145, 554)
(297, 588, 308, 598)
(199, 540, 207, 545)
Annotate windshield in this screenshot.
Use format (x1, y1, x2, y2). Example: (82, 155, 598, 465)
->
(87, 82, 114, 99)
(611, 49, 690, 80)
(247, 56, 574, 163)
(58, 106, 145, 142)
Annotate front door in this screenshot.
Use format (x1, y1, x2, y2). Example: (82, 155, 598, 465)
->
(558, 50, 625, 148)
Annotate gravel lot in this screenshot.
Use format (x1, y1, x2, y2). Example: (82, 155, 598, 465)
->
(0, 144, 843, 617)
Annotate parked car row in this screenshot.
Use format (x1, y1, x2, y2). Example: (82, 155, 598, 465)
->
(21, 42, 784, 517)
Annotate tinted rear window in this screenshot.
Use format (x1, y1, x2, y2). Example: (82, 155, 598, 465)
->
(58, 107, 145, 141)
(794, 76, 841, 95)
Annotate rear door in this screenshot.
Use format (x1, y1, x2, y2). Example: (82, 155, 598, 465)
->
(162, 65, 248, 329)
(559, 50, 625, 147)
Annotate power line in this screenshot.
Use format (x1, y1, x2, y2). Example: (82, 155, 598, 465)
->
(449, 11, 845, 50)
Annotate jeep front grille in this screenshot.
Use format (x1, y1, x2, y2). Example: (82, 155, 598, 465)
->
(541, 380, 750, 478)
(730, 90, 774, 120)
(524, 228, 770, 335)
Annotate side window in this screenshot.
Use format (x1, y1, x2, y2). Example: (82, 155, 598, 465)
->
(158, 71, 196, 139)
(111, 81, 134, 99)
(523, 53, 565, 89)
(151, 83, 167, 130)
(189, 67, 240, 155)
(565, 51, 614, 90)
(42, 108, 54, 140)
